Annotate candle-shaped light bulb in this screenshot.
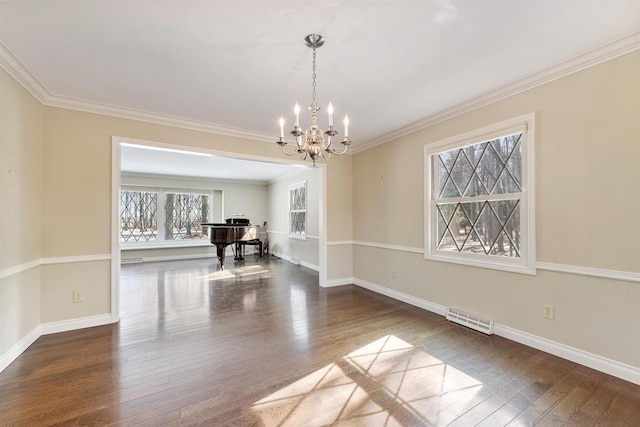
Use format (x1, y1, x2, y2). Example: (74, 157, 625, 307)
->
(279, 117, 285, 138)
(327, 102, 334, 126)
(294, 104, 300, 127)
(344, 115, 350, 138)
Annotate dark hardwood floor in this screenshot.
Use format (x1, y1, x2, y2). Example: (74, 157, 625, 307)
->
(1, 256, 639, 426)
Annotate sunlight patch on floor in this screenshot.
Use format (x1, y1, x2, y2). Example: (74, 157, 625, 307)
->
(198, 265, 270, 281)
(252, 335, 483, 426)
(252, 363, 400, 426)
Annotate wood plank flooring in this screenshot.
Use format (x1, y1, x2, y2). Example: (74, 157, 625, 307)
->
(1, 256, 639, 426)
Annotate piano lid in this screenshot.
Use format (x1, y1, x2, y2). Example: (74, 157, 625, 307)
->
(201, 222, 258, 242)
(225, 218, 250, 225)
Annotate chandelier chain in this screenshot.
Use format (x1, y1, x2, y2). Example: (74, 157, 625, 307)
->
(312, 47, 317, 106)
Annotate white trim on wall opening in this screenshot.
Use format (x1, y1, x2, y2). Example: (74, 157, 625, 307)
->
(111, 136, 330, 321)
(111, 139, 121, 323)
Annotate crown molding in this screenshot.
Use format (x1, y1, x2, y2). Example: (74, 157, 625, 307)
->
(0, 42, 49, 102)
(353, 31, 640, 153)
(267, 166, 314, 185)
(3, 32, 639, 151)
(0, 41, 274, 144)
(43, 94, 276, 143)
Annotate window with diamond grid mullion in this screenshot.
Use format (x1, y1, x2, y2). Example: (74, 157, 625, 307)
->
(434, 133, 523, 258)
(425, 114, 535, 274)
(120, 187, 212, 245)
(289, 182, 307, 237)
(119, 190, 158, 242)
(165, 193, 209, 240)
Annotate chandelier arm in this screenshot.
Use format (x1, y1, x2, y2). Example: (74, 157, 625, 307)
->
(279, 143, 301, 157)
(323, 136, 332, 151)
(328, 144, 349, 156)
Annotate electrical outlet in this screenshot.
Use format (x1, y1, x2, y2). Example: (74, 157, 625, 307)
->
(543, 304, 554, 319)
(391, 270, 397, 279)
(72, 290, 83, 304)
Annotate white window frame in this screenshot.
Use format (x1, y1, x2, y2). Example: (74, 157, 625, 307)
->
(288, 181, 307, 240)
(424, 113, 536, 275)
(120, 185, 214, 248)
(119, 187, 160, 243)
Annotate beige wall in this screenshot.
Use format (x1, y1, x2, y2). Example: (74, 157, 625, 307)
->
(267, 167, 321, 268)
(40, 261, 110, 323)
(326, 154, 353, 281)
(0, 67, 42, 354)
(326, 154, 353, 242)
(352, 51, 640, 367)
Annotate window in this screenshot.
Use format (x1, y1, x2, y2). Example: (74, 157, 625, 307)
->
(164, 193, 209, 240)
(120, 190, 158, 242)
(120, 187, 212, 244)
(424, 113, 535, 274)
(289, 181, 307, 239)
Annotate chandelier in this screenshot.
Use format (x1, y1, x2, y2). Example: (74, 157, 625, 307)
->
(276, 34, 352, 166)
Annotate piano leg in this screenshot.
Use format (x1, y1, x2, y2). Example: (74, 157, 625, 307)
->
(234, 242, 244, 261)
(216, 244, 227, 270)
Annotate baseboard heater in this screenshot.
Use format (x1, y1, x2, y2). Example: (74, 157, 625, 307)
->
(121, 258, 144, 264)
(446, 307, 494, 335)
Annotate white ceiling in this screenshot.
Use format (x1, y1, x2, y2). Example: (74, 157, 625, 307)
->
(120, 143, 306, 182)
(1, 1, 639, 175)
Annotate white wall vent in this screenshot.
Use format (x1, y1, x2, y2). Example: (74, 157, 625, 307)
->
(121, 258, 143, 264)
(446, 307, 494, 335)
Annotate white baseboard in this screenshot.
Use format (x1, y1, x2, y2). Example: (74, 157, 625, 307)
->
(122, 248, 268, 265)
(135, 253, 215, 263)
(0, 314, 115, 374)
(0, 325, 41, 373)
(494, 324, 640, 385)
(353, 278, 448, 316)
(300, 260, 319, 272)
(271, 251, 319, 272)
(351, 278, 640, 386)
(272, 251, 289, 260)
(321, 277, 355, 287)
(41, 314, 114, 335)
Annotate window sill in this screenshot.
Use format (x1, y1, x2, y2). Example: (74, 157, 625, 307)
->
(423, 252, 536, 275)
(288, 234, 307, 241)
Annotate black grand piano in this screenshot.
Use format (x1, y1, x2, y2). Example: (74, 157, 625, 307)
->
(202, 218, 263, 270)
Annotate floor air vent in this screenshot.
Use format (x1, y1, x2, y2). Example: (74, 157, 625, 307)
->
(446, 308, 494, 335)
